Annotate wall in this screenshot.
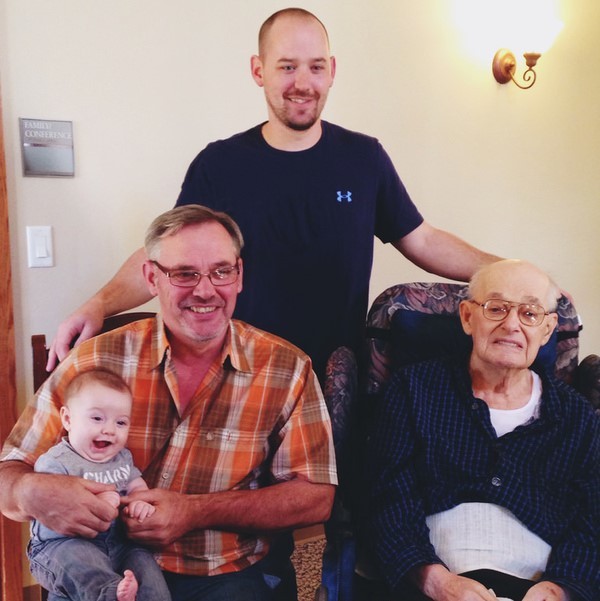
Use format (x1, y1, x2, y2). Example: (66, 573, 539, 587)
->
(1, 0, 599, 582)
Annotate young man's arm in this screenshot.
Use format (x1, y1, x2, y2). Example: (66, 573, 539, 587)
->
(393, 221, 501, 282)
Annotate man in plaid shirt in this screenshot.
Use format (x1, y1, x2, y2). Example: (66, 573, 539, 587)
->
(0, 204, 337, 600)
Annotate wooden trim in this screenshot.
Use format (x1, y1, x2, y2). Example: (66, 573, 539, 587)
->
(23, 585, 42, 601)
(0, 85, 23, 601)
(294, 524, 324, 543)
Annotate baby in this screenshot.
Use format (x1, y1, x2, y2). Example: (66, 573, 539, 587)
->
(28, 368, 170, 601)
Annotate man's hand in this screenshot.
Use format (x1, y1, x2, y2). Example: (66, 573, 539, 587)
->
(121, 488, 193, 547)
(412, 564, 499, 601)
(427, 573, 498, 601)
(522, 581, 571, 601)
(18, 472, 118, 538)
(46, 297, 105, 370)
(121, 479, 334, 548)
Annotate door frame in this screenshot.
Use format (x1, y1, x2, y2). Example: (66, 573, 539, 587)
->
(0, 88, 23, 601)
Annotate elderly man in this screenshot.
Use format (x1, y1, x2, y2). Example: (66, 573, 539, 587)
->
(366, 260, 599, 601)
(0, 204, 337, 601)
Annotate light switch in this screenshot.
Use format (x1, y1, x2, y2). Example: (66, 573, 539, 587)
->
(26, 226, 54, 267)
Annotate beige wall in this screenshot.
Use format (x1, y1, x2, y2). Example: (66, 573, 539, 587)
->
(1, 0, 599, 588)
(2, 0, 599, 434)
(3, 0, 600, 412)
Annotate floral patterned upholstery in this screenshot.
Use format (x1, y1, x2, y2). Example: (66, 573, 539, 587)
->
(324, 346, 358, 471)
(322, 348, 359, 601)
(365, 283, 467, 397)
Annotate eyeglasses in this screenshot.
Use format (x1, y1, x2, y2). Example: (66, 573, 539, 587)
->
(470, 298, 552, 327)
(151, 260, 239, 287)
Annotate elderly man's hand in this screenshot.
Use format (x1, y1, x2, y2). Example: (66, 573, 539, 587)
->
(522, 581, 571, 601)
(413, 564, 499, 601)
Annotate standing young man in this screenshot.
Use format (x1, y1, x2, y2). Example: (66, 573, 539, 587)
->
(48, 8, 500, 380)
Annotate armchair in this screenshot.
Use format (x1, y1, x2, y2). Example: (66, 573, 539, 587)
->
(319, 282, 600, 601)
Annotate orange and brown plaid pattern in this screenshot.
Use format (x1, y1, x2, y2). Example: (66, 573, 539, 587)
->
(1, 317, 337, 575)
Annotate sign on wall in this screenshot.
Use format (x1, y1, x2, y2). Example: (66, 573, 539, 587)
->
(19, 118, 74, 177)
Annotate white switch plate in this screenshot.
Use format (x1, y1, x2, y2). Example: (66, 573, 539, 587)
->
(26, 226, 54, 267)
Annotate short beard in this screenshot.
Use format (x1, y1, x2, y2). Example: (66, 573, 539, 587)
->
(267, 96, 321, 132)
(285, 117, 318, 131)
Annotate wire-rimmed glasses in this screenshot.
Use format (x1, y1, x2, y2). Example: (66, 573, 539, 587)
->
(470, 298, 552, 327)
(151, 260, 239, 287)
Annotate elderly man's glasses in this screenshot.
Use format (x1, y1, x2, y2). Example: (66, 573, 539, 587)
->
(151, 260, 239, 287)
(470, 299, 552, 327)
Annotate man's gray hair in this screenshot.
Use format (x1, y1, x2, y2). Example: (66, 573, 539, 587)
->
(144, 204, 244, 260)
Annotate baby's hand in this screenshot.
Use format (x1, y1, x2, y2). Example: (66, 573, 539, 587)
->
(124, 500, 155, 522)
(96, 490, 120, 509)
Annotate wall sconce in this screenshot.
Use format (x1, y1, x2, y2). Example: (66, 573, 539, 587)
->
(491, 8, 563, 91)
(492, 49, 541, 89)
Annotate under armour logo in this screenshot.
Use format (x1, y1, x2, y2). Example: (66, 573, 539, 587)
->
(336, 190, 352, 203)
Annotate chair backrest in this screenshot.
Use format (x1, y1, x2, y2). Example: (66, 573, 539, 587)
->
(31, 312, 156, 392)
(364, 282, 581, 398)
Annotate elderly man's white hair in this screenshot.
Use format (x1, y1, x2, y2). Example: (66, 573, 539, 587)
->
(468, 259, 561, 312)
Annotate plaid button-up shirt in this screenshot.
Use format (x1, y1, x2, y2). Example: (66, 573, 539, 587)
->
(2, 317, 337, 575)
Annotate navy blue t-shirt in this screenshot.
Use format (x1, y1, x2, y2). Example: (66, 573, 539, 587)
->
(176, 121, 423, 378)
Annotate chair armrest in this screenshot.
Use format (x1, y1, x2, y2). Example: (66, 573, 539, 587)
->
(572, 354, 600, 412)
(324, 347, 358, 458)
(323, 347, 359, 501)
